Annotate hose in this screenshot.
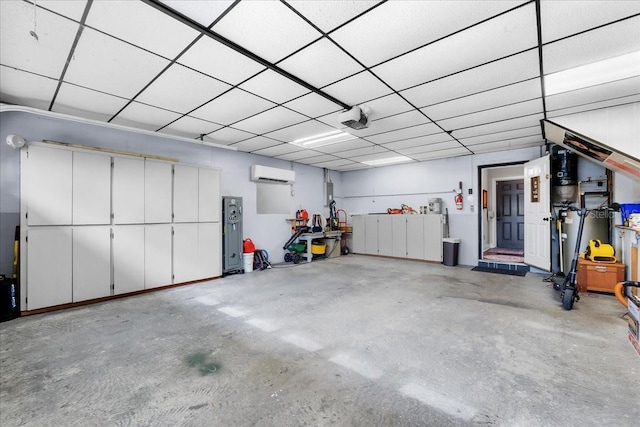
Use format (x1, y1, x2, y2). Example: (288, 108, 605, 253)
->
(614, 281, 640, 308)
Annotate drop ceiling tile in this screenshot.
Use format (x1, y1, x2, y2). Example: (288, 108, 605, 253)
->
(547, 94, 640, 118)
(545, 77, 640, 112)
(439, 99, 543, 131)
(296, 154, 342, 165)
(356, 110, 431, 137)
(283, 93, 343, 118)
(314, 139, 374, 154)
(337, 146, 392, 159)
(451, 113, 544, 139)
(231, 136, 281, 152)
(232, 106, 308, 135)
(411, 147, 470, 161)
(316, 109, 349, 129)
(160, 115, 223, 139)
(191, 88, 275, 126)
(276, 149, 323, 161)
(263, 120, 339, 143)
(541, 1, 640, 43)
(279, 38, 364, 88)
(251, 143, 303, 157)
(311, 159, 357, 170)
(158, 0, 234, 27)
(401, 50, 539, 107)
(288, 1, 380, 33)
(365, 123, 441, 145)
(333, 163, 369, 172)
(381, 132, 455, 150)
(136, 63, 231, 114)
(395, 141, 461, 156)
(360, 94, 414, 120)
(459, 126, 540, 146)
(0, 1, 79, 78)
(422, 78, 542, 121)
(110, 102, 183, 132)
(350, 149, 409, 164)
(239, 70, 310, 104)
(205, 127, 255, 146)
(212, 0, 321, 63)
(52, 83, 129, 122)
(470, 136, 543, 153)
(0, 67, 58, 110)
(543, 16, 640, 74)
(323, 71, 392, 105)
(37, 0, 88, 20)
(372, 3, 538, 90)
(178, 37, 266, 85)
(86, 1, 199, 59)
(64, 27, 170, 99)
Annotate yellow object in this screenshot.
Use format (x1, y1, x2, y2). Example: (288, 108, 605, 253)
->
(311, 243, 326, 255)
(584, 239, 616, 263)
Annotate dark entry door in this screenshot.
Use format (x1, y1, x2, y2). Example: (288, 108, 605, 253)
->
(496, 180, 525, 249)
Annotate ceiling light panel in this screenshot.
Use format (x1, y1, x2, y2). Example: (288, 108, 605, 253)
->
(110, 102, 183, 132)
(178, 37, 266, 85)
(136, 63, 231, 114)
(63, 28, 170, 99)
(312, 139, 373, 154)
(422, 78, 541, 121)
(327, 146, 382, 159)
(239, 70, 310, 104)
(545, 76, 640, 112)
(251, 143, 303, 157)
(458, 126, 540, 146)
(381, 132, 456, 151)
(365, 122, 441, 145)
(232, 106, 308, 135)
(0, 67, 58, 110)
(373, 3, 537, 90)
(311, 159, 357, 169)
(212, 0, 322, 63)
(279, 38, 364, 88)
(264, 119, 339, 143)
(438, 99, 543, 131)
(543, 16, 640, 74)
(541, 1, 640, 43)
(231, 136, 281, 152)
(360, 155, 414, 166)
(323, 71, 392, 105)
(52, 83, 129, 122)
(452, 113, 544, 139)
(160, 115, 222, 139)
(0, 1, 79, 78)
(190, 88, 275, 125)
(287, 0, 380, 33)
(401, 50, 539, 107)
(283, 92, 342, 118)
(205, 126, 255, 146)
(86, 1, 199, 59)
(356, 110, 431, 137)
(547, 94, 640, 119)
(157, 0, 235, 27)
(331, 0, 526, 67)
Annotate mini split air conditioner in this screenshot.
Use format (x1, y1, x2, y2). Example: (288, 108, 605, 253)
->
(250, 165, 295, 184)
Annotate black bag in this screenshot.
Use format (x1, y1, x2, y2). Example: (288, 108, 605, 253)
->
(0, 275, 20, 322)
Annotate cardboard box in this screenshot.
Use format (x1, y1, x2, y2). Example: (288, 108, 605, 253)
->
(627, 295, 640, 356)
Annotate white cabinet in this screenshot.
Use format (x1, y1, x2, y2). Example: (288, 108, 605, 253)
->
(406, 215, 424, 259)
(199, 168, 221, 222)
(145, 160, 172, 224)
(73, 226, 111, 301)
(352, 216, 366, 254)
(424, 215, 443, 261)
(26, 227, 72, 310)
(174, 165, 199, 223)
(73, 151, 111, 225)
(392, 215, 407, 258)
(113, 225, 145, 294)
(24, 145, 72, 226)
(145, 224, 172, 289)
(365, 215, 379, 255)
(199, 223, 221, 278)
(173, 223, 199, 283)
(377, 216, 393, 256)
(113, 157, 145, 224)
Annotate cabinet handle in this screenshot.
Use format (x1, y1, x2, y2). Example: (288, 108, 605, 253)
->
(595, 266, 607, 272)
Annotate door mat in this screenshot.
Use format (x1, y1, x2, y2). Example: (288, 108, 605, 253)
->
(471, 266, 526, 276)
(484, 247, 525, 256)
(483, 254, 525, 263)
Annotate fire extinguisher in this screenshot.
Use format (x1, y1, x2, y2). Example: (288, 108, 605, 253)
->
(455, 192, 463, 210)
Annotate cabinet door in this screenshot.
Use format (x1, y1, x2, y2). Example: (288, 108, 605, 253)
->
(27, 227, 72, 310)
(199, 223, 221, 278)
(145, 224, 172, 289)
(365, 216, 379, 255)
(392, 215, 407, 258)
(378, 215, 394, 257)
(145, 160, 172, 224)
(24, 145, 72, 226)
(352, 216, 365, 254)
(173, 223, 199, 283)
(113, 225, 145, 294)
(406, 215, 424, 259)
(73, 151, 111, 225)
(424, 215, 443, 261)
(73, 226, 111, 301)
(198, 168, 221, 222)
(113, 157, 145, 224)
(174, 165, 199, 223)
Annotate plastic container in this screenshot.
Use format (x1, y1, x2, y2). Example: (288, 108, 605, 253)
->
(243, 253, 254, 273)
(0, 275, 19, 322)
(620, 203, 640, 226)
(442, 238, 461, 266)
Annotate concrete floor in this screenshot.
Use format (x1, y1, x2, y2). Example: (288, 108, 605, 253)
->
(1, 255, 638, 426)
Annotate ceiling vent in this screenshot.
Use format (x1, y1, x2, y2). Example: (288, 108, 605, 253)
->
(338, 105, 370, 130)
(250, 165, 295, 184)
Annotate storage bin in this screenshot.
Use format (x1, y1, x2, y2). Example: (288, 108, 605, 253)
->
(442, 238, 461, 266)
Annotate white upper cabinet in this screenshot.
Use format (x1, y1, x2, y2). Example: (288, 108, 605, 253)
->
(113, 157, 145, 224)
(198, 168, 221, 222)
(173, 165, 199, 223)
(73, 151, 111, 225)
(144, 160, 172, 224)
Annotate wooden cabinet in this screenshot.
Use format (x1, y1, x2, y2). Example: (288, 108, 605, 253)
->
(576, 258, 625, 293)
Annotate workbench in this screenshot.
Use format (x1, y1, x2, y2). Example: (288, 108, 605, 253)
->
(297, 231, 342, 262)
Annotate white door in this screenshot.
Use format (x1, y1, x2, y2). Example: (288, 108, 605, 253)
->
(392, 215, 407, 258)
(113, 157, 145, 224)
(352, 216, 365, 254)
(174, 165, 199, 223)
(73, 226, 111, 301)
(27, 227, 72, 310)
(198, 223, 221, 278)
(365, 215, 379, 255)
(524, 155, 551, 271)
(173, 223, 199, 283)
(73, 152, 111, 225)
(424, 215, 444, 261)
(198, 168, 221, 222)
(144, 160, 172, 224)
(377, 215, 393, 256)
(113, 225, 145, 294)
(406, 215, 424, 259)
(145, 224, 172, 289)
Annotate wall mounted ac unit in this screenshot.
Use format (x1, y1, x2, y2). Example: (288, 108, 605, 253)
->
(250, 165, 295, 184)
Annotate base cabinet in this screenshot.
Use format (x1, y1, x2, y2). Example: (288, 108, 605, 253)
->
(576, 258, 625, 293)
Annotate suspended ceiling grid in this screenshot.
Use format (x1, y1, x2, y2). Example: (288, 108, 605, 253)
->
(1, 0, 639, 171)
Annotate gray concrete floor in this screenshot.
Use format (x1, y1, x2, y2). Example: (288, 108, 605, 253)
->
(1, 255, 638, 426)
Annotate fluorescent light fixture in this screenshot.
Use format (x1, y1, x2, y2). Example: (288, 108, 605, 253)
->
(290, 130, 356, 148)
(362, 156, 412, 166)
(545, 50, 640, 95)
